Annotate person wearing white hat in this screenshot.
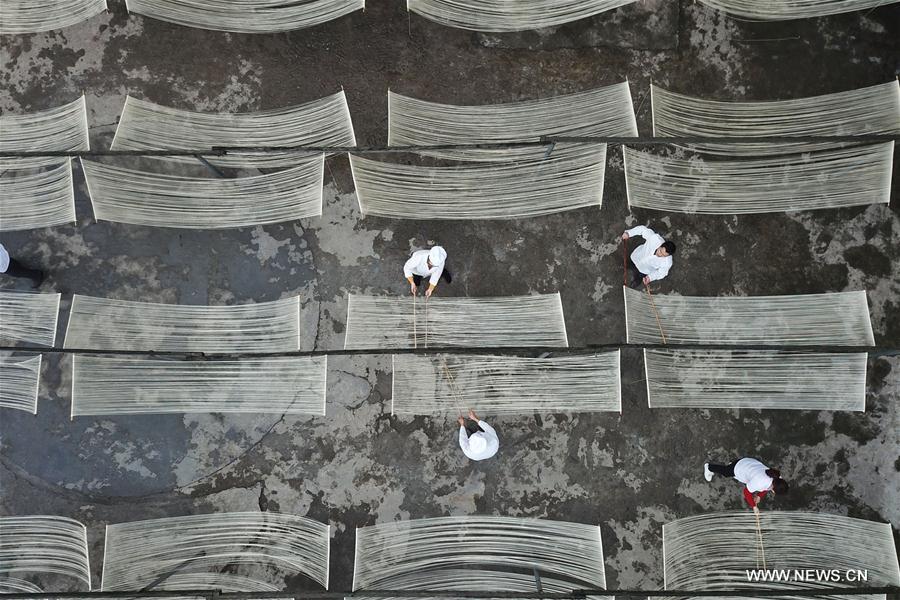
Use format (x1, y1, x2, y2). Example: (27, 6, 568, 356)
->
(458, 409, 499, 461)
(403, 245, 451, 298)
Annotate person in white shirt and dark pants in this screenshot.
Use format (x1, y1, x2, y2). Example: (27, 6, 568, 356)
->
(704, 457, 789, 512)
(458, 409, 499, 461)
(403, 246, 451, 298)
(622, 225, 675, 288)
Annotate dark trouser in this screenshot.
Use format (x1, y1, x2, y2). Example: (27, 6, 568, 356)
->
(3, 258, 43, 287)
(708, 460, 740, 477)
(413, 265, 452, 288)
(626, 259, 646, 290)
(464, 418, 484, 437)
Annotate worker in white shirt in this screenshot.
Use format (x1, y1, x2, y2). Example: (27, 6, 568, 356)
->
(704, 457, 789, 512)
(0, 243, 44, 288)
(458, 409, 499, 461)
(403, 246, 451, 298)
(621, 225, 675, 288)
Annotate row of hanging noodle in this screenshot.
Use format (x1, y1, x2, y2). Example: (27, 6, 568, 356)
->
(1, 81, 898, 230)
(3, 0, 899, 34)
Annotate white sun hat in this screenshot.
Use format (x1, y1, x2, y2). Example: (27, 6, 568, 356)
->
(428, 246, 447, 266)
(468, 433, 488, 454)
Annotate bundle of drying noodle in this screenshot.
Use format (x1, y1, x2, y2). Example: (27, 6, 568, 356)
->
(0, 98, 87, 230)
(391, 352, 620, 414)
(0, 516, 92, 590)
(643, 349, 867, 411)
(344, 293, 568, 349)
(651, 81, 900, 156)
(0, 96, 89, 169)
(695, 0, 899, 20)
(124, 0, 364, 32)
(111, 92, 356, 167)
(623, 142, 893, 214)
(81, 156, 324, 228)
(101, 512, 330, 591)
(352, 516, 606, 591)
(0, 291, 61, 347)
(407, 0, 636, 31)
(350, 143, 606, 219)
(623, 288, 875, 345)
(0, 0, 107, 34)
(64, 294, 302, 352)
(71, 354, 327, 416)
(0, 354, 42, 414)
(388, 84, 637, 161)
(663, 512, 900, 599)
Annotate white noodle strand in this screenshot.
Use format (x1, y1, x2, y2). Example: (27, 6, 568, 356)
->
(695, 0, 900, 20)
(643, 349, 867, 411)
(71, 354, 327, 416)
(0, 291, 61, 347)
(111, 92, 356, 168)
(623, 288, 875, 346)
(101, 512, 329, 591)
(663, 512, 900, 599)
(0, 0, 107, 34)
(352, 516, 605, 591)
(345, 293, 568, 349)
(0, 160, 77, 231)
(0, 354, 41, 414)
(124, 0, 364, 33)
(407, 0, 637, 32)
(391, 352, 620, 415)
(623, 142, 893, 214)
(388, 85, 636, 161)
(0, 516, 91, 590)
(64, 294, 301, 352)
(81, 157, 324, 228)
(0, 96, 90, 169)
(651, 81, 900, 156)
(350, 143, 606, 220)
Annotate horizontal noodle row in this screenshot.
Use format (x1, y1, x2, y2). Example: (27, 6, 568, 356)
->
(2, 512, 896, 595)
(3, 0, 897, 34)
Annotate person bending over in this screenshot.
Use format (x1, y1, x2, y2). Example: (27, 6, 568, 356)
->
(404, 245, 451, 298)
(458, 409, 499, 461)
(705, 457, 789, 512)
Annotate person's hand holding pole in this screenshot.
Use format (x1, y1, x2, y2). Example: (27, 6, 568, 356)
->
(458, 416, 465, 426)
(622, 232, 630, 240)
(408, 278, 417, 296)
(425, 284, 435, 298)
(468, 409, 478, 421)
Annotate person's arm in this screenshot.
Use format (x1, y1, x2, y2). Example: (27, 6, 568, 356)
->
(624, 225, 653, 239)
(425, 265, 443, 297)
(404, 256, 418, 294)
(647, 258, 672, 282)
(459, 424, 469, 448)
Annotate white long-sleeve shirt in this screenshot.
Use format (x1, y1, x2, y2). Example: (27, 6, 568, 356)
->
(626, 225, 673, 282)
(403, 250, 445, 286)
(733, 458, 773, 493)
(458, 420, 500, 461)
(0, 244, 9, 273)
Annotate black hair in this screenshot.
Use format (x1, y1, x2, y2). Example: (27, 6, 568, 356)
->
(772, 478, 789, 495)
(662, 240, 676, 255)
(765, 468, 781, 478)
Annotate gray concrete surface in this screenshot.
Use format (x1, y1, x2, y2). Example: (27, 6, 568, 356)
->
(1, 0, 898, 593)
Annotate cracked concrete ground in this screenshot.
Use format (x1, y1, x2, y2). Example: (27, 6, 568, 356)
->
(1, 0, 899, 593)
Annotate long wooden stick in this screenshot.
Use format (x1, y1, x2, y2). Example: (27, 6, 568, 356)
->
(412, 292, 417, 349)
(643, 282, 667, 345)
(425, 296, 429, 349)
(439, 355, 465, 418)
(754, 509, 767, 570)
